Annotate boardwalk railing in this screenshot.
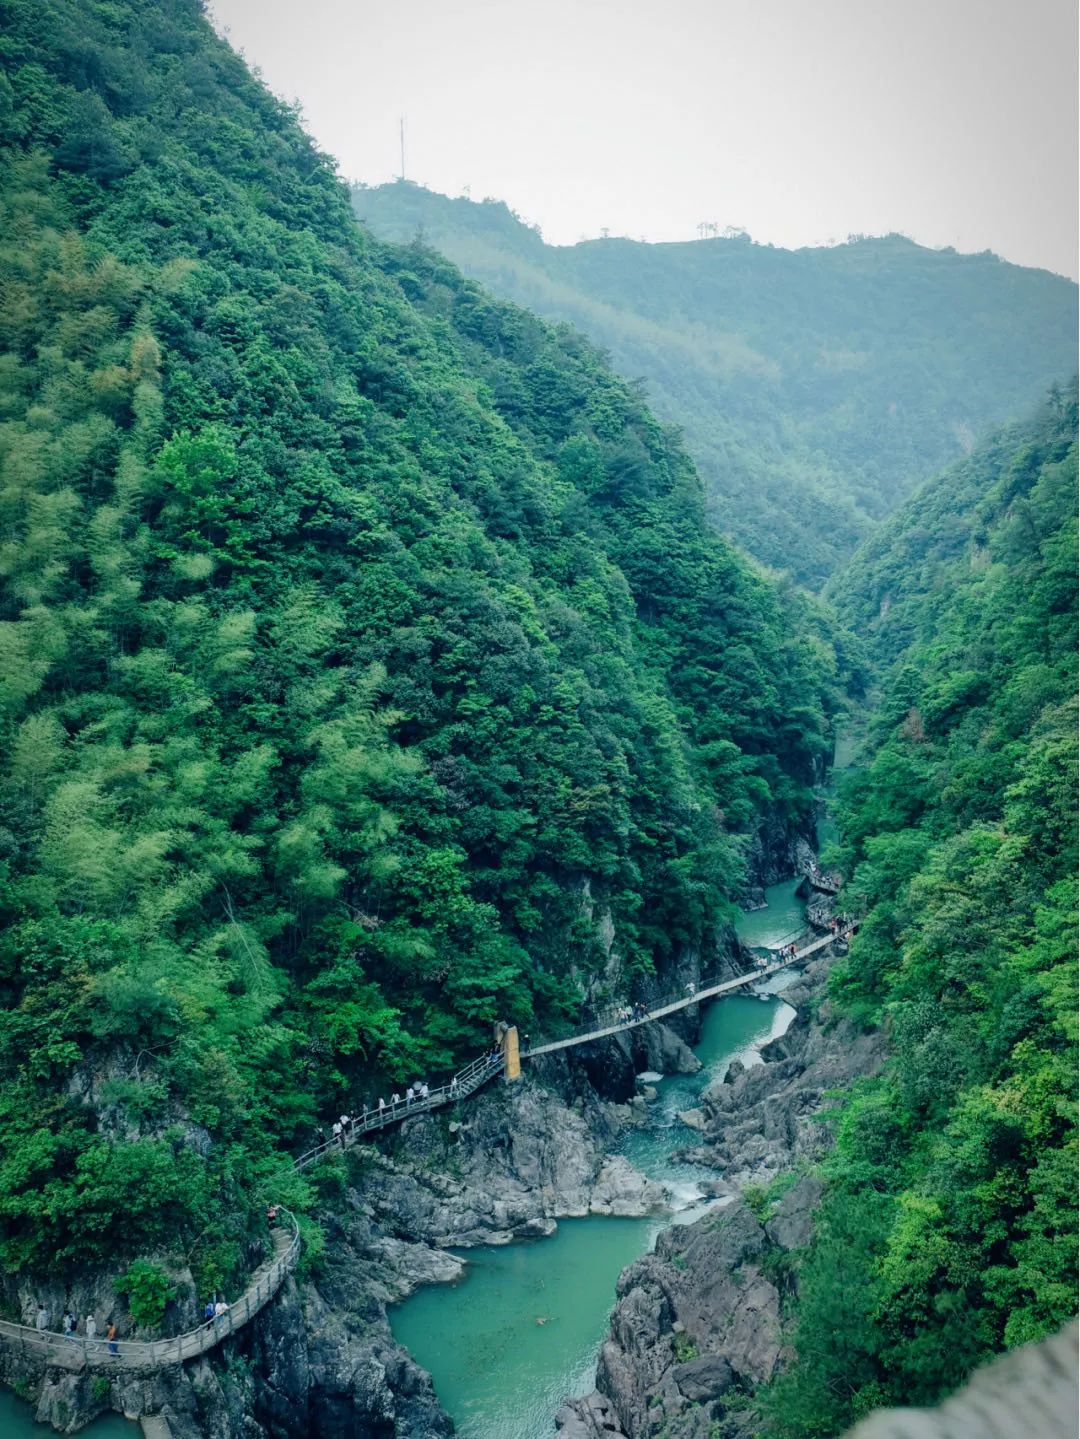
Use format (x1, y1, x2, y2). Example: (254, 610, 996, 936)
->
(0, 1213, 301, 1372)
(0, 915, 856, 1373)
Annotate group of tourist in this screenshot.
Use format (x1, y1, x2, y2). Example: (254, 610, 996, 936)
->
(33, 1305, 119, 1353)
(202, 1298, 231, 1327)
(315, 1046, 510, 1155)
(613, 999, 651, 1024)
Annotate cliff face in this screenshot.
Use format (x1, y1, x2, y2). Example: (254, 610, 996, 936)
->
(556, 953, 887, 1439)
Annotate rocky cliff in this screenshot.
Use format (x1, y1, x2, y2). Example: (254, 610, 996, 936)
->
(556, 953, 887, 1439)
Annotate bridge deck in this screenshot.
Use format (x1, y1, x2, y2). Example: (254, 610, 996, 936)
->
(524, 926, 853, 1057)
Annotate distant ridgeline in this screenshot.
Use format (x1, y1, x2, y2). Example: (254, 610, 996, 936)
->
(0, 0, 851, 1284)
(753, 390, 1079, 1437)
(354, 184, 1078, 587)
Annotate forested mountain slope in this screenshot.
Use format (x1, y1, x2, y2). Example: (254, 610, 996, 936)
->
(759, 390, 1078, 1436)
(354, 184, 1078, 586)
(0, 0, 848, 1288)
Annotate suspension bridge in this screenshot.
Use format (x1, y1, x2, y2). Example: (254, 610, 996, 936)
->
(0, 920, 854, 1377)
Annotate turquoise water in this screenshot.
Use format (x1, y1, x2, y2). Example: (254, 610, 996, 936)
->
(391, 1215, 659, 1439)
(390, 886, 803, 1439)
(735, 876, 805, 952)
(0, 1391, 136, 1438)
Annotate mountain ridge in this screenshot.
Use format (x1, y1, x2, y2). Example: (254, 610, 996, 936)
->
(354, 181, 1078, 585)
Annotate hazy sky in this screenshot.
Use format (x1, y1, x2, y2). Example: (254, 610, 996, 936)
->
(210, 0, 1078, 279)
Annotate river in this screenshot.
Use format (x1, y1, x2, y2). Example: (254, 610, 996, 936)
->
(389, 878, 809, 1439)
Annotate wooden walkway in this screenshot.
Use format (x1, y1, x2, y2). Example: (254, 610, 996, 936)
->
(0, 918, 854, 1374)
(0, 1223, 299, 1373)
(524, 925, 856, 1057)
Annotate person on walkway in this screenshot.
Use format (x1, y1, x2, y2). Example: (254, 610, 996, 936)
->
(378, 1096, 386, 1114)
(267, 1204, 280, 1228)
(214, 1300, 229, 1327)
(420, 1082, 429, 1099)
(405, 1085, 415, 1105)
(85, 1314, 97, 1347)
(35, 1304, 48, 1334)
(62, 1310, 76, 1340)
(449, 1076, 459, 1098)
(332, 1119, 342, 1147)
(685, 981, 696, 997)
(339, 1111, 350, 1135)
(107, 1320, 118, 1356)
(204, 1299, 216, 1323)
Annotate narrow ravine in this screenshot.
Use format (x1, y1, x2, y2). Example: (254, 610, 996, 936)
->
(388, 880, 811, 1439)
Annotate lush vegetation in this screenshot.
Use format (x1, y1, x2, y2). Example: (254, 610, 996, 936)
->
(0, 0, 849, 1288)
(354, 184, 1077, 587)
(759, 390, 1078, 1435)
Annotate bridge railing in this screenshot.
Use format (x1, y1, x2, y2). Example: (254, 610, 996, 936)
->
(0, 1212, 301, 1371)
(293, 1051, 504, 1169)
(523, 921, 858, 1056)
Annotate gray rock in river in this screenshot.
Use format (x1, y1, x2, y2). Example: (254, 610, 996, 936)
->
(587, 1200, 781, 1439)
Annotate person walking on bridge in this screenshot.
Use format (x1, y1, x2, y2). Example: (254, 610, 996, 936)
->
(85, 1314, 97, 1349)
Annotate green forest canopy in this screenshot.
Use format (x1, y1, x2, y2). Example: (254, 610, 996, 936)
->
(355, 183, 1078, 588)
(759, 389, 1078, 1436)
(0, 0, 848, 1285)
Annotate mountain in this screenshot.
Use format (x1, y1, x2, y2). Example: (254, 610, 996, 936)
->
(0, 0, 845, 1283)
(758, 388, 1078, 1435)
(354, 184, 1078, 587)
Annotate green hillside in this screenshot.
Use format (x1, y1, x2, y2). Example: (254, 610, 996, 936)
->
(760, 389, 1078, 1435)
(354, 184, 1078, 587)
(0, 0, 846, 1285)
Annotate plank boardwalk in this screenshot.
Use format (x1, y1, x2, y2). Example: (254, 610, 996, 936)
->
(0, 923, 854, 1373)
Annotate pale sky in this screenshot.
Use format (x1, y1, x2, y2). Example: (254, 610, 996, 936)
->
(210, 0, 1079, 279)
